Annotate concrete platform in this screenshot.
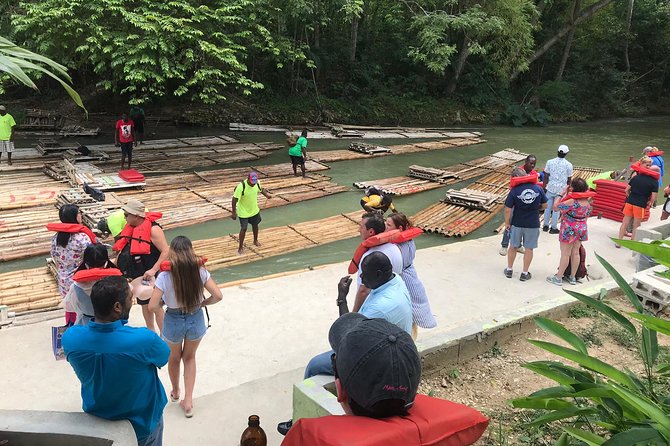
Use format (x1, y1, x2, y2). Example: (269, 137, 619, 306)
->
(0, 209, 653, 445)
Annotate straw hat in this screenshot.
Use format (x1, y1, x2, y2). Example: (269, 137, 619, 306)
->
(123, 199, 146, 218)
(130, 276, 155, 302)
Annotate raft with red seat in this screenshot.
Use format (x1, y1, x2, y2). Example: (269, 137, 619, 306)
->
(118, 169, 145, 183)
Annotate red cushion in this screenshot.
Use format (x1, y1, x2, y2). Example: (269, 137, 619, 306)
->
(118, 169, 145, 183)
(281, 395, 489, 446)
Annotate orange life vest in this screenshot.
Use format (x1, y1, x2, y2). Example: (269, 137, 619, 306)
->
(281, 394, 489, 446)
(72, 267, 122, 283)
(46, 223, 97, 244)
(159, 258, 208, 272)
(647, 150, 664, 157)
(562, 191, 597, 202)
(509, 170, 539, 188)
(348, 227, 423, 274)
(630, 162, 661, 180)
(112, 212, 162, 255)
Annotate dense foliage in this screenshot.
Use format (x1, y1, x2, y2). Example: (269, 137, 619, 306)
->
(3, 0, 670, 121)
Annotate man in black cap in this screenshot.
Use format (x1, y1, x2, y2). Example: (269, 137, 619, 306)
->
(282, 314, 420, 445)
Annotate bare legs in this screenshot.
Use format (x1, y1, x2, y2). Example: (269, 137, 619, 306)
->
(252, 224, 261, 247)
(238, 224, 260, 254)
(167, 339, 202, 415)
(507, 247, 533, 273)
(556, 241, 580, 277)
(142, 305, 164, 333)
(618, 215, 642, 241)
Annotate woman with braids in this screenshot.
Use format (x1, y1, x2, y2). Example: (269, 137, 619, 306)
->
(47, 204, 96, 324)
(385, 213, 437, 339)
(148, 236, 222, 418)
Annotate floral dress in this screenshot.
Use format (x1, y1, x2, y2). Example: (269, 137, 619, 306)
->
(558, 200, 591, 244)
(51, 232, 91, 298)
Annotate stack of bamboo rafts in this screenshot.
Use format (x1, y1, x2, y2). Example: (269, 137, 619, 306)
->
(0, 171, 69, 210)
(310, 136, 485, 163)
(492, 166, 604, 233)
(353, 149, 527, 195)
(1, 161, 344, 262)
(0, 211, 363, 314)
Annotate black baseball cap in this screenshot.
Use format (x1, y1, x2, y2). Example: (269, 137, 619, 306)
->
(328, 313, 421, 413)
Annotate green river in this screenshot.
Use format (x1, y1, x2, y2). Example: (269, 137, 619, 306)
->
(4, 117, 670, 283)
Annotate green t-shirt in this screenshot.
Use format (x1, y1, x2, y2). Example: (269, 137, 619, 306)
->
(233, 180, 263, 218)
(0, 114, 16, 140)
(288, 136, 307, 157)
(107, 209, 127, 237)
(586, 171, 613, 190)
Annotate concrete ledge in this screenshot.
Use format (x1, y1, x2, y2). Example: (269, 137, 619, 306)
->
(0, 410, 136, 446)
(292, 375, 344, 421)
(637, 220, 670, 241)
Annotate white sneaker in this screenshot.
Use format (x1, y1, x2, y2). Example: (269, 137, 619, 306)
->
(499, 246, 508, 256)
(517, 246, 526, 254)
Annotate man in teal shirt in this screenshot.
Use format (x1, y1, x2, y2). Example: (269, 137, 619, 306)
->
(0, 105, 16, 165)
(231, 171, 273, 254)
(63, 276, 170, 446)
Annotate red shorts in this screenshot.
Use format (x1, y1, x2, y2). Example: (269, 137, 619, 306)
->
(623, 203, 645, 219)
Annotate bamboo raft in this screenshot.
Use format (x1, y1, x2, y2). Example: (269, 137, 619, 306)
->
(309, 136, 485, 163)
(0, 163, 345, 262)
(353, 149, 528, 195)
(0, 171, 69, 211)
(0, 211, 364, 314)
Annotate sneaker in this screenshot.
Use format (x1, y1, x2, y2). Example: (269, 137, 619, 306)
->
(516, 246, 526, 254)
(566, 276, 577, 285)
(520, 272, 532, 281)
(549, 228, 560, 234)
(277, 419, 293, 436)
(542, 225, 549, 232)
(499, 246, 508, 256)
(504, 268, 513, 278)
(546, 275, 563, 286)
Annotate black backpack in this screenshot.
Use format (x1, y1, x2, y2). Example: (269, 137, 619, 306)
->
(237, 180, 262, 196)
(564, 245, 588, 280)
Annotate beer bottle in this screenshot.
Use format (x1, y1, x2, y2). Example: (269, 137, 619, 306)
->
(240, 415, 267, 446)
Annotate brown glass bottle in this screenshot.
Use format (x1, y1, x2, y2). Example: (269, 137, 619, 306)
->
(240, 415, 267, 446)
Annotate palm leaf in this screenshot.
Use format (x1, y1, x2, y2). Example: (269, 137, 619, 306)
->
(594, 253, 644, 312)
(535, 316, 588, 354)
(562, 427, 606, 445)
(563, 290, 637, 335)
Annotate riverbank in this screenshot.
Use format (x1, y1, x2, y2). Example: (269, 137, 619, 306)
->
(0, 206, 653, 445)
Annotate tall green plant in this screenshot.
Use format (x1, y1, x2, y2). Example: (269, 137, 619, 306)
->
(511, 246, 670, 445)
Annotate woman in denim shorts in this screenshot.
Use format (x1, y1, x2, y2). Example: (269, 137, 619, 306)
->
(148, 236, 222, 418)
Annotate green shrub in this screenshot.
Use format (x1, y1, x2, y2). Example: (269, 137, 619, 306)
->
(511, 241, 670, 445)
(536, 80, 577, 114)
(502, 103, 551, 127)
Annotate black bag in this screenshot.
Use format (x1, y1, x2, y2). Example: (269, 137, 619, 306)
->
(83, 182, 105, 202)
(564, 245, 588, 280)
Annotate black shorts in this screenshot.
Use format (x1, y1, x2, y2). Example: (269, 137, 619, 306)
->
(290, 155, 305, 167)
(120, 142, 134, 155)
(239, 212, 261, 230)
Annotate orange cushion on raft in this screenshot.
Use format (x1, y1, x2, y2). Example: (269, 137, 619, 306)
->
(594, 179, 627, 190)
(118, 169, 145, 183)
(281, 394, 489, 446)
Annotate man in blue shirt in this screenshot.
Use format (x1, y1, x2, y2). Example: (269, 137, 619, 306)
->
(504, 167, 548, 282)
(63, 276, 170, 446)
(278, 252, 411, 435)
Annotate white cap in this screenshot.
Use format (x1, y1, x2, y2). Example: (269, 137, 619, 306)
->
(558, 144, 569, 154)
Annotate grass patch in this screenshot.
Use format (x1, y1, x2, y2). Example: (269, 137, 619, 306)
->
(606, 326, 638, 349)
(569, 303, 599, 319)
(483, 342, 507, 359)
(578, 322, 603, 347)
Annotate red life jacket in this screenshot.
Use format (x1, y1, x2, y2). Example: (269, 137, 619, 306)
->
(46, 223, 97, 244)
(630, 162, 661, 180)
(509, 170, 539, 188)
(281, 394, 489, 446)
(348, 227, 423, 274)
(562, 191, 597, 202)
(112, 212, 162, 254)
(159, 258, 208, 272)
(647, 150, 664, 157)
(72, 267, 122, 283)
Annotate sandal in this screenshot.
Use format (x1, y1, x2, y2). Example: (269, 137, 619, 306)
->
(170, 391, 179, 403)
(180, 401, 194, 418)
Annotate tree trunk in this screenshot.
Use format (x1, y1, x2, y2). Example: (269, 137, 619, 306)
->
(447, 35, 471, 93)
(511, 0, 616, 80)
(350, 16, 359, 63)
(556, 0, 581, 81)
(623, 0, 634, 72)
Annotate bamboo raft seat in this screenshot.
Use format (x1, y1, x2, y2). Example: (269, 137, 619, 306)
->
(408, 165, 459, 182)
(61, 160, 146, 191)
(349, 143, 392, 154)
(443, 188, 502, 211)
(0, 211, 364, 314)
(309, 137, 485, 163)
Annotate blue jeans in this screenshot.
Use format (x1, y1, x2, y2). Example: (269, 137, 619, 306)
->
(138, 417, 163, 446)
(543, 191, 561, 229)
(304, 350, 335, 379)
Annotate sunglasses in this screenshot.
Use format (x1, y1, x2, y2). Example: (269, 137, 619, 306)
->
(331, 353, 339, 379)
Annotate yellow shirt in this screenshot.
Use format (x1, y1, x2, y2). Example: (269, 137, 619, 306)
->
(233, 180, 262, 218)
(0, 114, 16, 140)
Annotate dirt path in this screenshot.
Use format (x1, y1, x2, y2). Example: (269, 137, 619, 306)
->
(419, 292, 670, 445)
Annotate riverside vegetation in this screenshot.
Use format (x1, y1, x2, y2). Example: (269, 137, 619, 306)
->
(1, 0, 670, 124)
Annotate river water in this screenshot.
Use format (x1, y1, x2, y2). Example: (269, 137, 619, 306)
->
(5, 117, 670, 283)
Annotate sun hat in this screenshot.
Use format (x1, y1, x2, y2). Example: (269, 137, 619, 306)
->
(0, 105, 6, 111)
(558, 145, 570, 154)
(122, 199, 146, 218)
